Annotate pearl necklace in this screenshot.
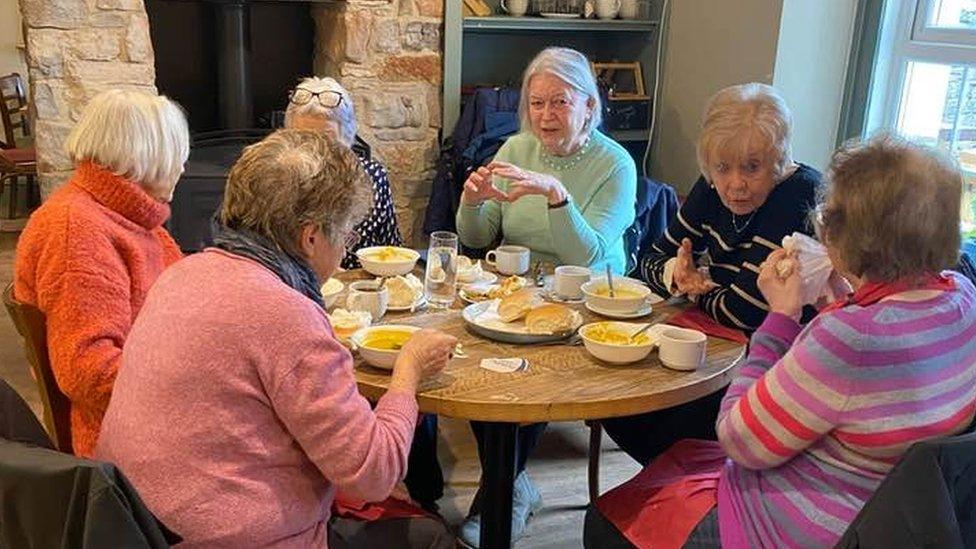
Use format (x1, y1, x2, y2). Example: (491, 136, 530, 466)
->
(540, 135, 592, 172)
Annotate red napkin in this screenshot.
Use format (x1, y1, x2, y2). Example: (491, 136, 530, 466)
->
(667, 308, 749, 344)
(332, 494, 433, 521)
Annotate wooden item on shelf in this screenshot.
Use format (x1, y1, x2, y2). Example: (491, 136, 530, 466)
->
(463, 0, 492, 17)
(591, 61, 650, 101)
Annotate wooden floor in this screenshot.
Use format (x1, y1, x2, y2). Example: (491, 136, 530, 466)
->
(0, 233, 642, 548)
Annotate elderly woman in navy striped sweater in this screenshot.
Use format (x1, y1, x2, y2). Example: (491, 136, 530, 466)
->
(603, 83, 823, 466)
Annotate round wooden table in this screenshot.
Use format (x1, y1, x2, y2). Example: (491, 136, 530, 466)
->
(337, 270, 744, 548)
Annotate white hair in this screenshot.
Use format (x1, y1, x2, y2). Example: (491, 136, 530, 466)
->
(284, 76, 357, 148)
(697, 82, 794, 182)
(66, 89, 189, 199)
(518, 47, 603, 135)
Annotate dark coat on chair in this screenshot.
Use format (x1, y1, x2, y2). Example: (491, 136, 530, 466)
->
(835, 429, 976, 549)
(0, 378, 180, 548)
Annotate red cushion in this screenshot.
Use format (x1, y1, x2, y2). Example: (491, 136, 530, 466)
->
(0, 147, 35, 164)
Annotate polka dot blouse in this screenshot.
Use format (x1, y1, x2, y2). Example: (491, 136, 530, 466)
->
(342, 157, 404, 270)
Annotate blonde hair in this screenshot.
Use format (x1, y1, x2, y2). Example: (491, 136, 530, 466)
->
(284, 76, 357, 147)
(220, 129, 371, 259)
(697, 83, 793, 182)
(817, 133, 961, 282)
(519, 47, 602, 135)
(66, 89, 189, 199)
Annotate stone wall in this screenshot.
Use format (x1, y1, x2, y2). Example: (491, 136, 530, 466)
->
(19, 0, 156, 197)
(313, 0, 444, 246)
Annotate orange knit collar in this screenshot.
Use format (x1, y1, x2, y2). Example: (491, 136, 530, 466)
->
(72, 161, 171, 230)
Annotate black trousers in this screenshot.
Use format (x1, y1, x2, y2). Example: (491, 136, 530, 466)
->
(600, 389, 726, 466)
(466, 421, 547, 514)
(404, 414, 443, 511)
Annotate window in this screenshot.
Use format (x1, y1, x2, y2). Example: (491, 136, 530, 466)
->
(870, 0, 976, 245)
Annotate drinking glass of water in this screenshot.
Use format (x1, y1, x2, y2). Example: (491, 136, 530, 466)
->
(424, 231, 459, 308)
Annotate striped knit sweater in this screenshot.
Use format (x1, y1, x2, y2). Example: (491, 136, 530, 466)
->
(716, 272, 976, 548)
(639, 165, 821, 331)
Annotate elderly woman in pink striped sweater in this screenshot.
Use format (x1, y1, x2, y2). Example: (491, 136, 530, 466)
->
(96, 130, 457, 548)
(585, 134, 976, 548)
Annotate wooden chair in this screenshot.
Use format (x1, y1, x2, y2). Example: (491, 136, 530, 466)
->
(587, 421, 603, 503)
(0, 73, 38, 222)
(3, 283, 72, 452)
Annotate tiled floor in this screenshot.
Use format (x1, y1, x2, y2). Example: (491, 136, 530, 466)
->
(0, 233, 641, 548)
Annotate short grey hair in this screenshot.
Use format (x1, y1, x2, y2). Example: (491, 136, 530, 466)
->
(220, 129, 371, 259)
(697, 83, 794, 182)
(284, 76, 357, 148)
(66, 89, 189, 200)
(519, 47, 602, 135)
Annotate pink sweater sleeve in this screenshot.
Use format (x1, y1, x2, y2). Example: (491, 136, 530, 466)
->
(268, 334, 419, 503)
(717, 312, 851, 469)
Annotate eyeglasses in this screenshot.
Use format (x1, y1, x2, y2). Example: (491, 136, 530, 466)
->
(343, 231, 361, 249)
(289, 87, 344, 109)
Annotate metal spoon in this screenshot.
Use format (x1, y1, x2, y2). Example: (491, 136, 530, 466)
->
(606, 264, 615, 298)
(628, 323, 654, 344)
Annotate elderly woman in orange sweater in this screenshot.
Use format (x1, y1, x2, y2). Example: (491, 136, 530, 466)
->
(14, 89, 187, 457)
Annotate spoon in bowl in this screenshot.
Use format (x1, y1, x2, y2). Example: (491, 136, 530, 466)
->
(606, 264, 615, 298)
(628, 323, 654, 345)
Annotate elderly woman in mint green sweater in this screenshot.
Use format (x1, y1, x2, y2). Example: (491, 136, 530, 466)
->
(454, 47, 637, 548)
(456, 46, 637, 275)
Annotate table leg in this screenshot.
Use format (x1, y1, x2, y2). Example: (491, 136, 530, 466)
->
(480, 422, 518, 549)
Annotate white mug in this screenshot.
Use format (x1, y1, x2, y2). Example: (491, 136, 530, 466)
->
(501, 0, 529, 16)
(486, 245, 531, 275)
(347, 280, 389, 321)
(619, 0, 639, 19)
(554, 265, 591, 299)
(658, 327, 707, 371)
(595, 0, 621, 19)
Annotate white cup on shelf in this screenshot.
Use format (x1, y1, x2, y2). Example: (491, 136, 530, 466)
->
(595, 0, 621, 19)
(501, 0, 529, 16)
(619, 0, 639, 19)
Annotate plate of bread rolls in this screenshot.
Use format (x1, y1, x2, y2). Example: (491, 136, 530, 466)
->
(461, 289, 583, 344)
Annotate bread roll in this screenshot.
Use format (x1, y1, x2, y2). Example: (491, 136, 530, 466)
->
(525, 303, 576, 334)
(498, 289, 536, 322)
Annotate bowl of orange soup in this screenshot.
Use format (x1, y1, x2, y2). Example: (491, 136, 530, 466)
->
(350, 325, 421, 370)
(581, 279, 658, 314)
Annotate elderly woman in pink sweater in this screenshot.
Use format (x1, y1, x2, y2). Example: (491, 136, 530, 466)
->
(96, 130, 458, 548)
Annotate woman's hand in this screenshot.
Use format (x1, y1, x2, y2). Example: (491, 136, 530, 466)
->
(757, 249, 803, 321)
(461, 166, 508, 206)
(488, 161, 569, 206)
(672, 238, 717, 296)
(390, 329, 458, 392)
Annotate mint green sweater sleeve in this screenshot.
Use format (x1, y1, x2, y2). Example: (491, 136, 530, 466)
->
(455, 143, 512, 249)
(548, 160, 637, 269)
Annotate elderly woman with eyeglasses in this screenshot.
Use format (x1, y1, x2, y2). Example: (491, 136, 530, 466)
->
(14, 89, 187, 457)
(586, 134, 976, 549)
(286, 76, 402, 270)
(96, 130, 458, 548)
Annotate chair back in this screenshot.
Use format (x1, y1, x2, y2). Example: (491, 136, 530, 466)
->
(0, 74, 30, 149)
(2, 284, 72, 452)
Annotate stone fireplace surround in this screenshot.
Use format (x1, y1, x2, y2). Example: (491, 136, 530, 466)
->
(18, 0, 445, 245)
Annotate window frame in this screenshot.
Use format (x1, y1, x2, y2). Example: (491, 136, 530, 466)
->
(911, 0, 976, 47)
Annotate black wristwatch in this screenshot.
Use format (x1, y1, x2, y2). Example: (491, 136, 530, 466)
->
(547, 196, 570, 210)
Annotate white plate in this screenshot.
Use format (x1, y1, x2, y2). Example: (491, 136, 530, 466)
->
(585, 300, 654, 319)
(457, 271, 498, 286)
(461, 300, 583, 343)
(540, 12, 581, 18)
(387, 296, 427, 312)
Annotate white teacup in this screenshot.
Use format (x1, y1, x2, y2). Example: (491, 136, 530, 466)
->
(595, 0, 621, 19)
(554, 265, 591, 300)
(486, 245, 531, 275)
(658, 327, 707, 371)
(346, 280, 389, 321)
(619, 0, 639, 19)
(501, 0, 529, 16)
